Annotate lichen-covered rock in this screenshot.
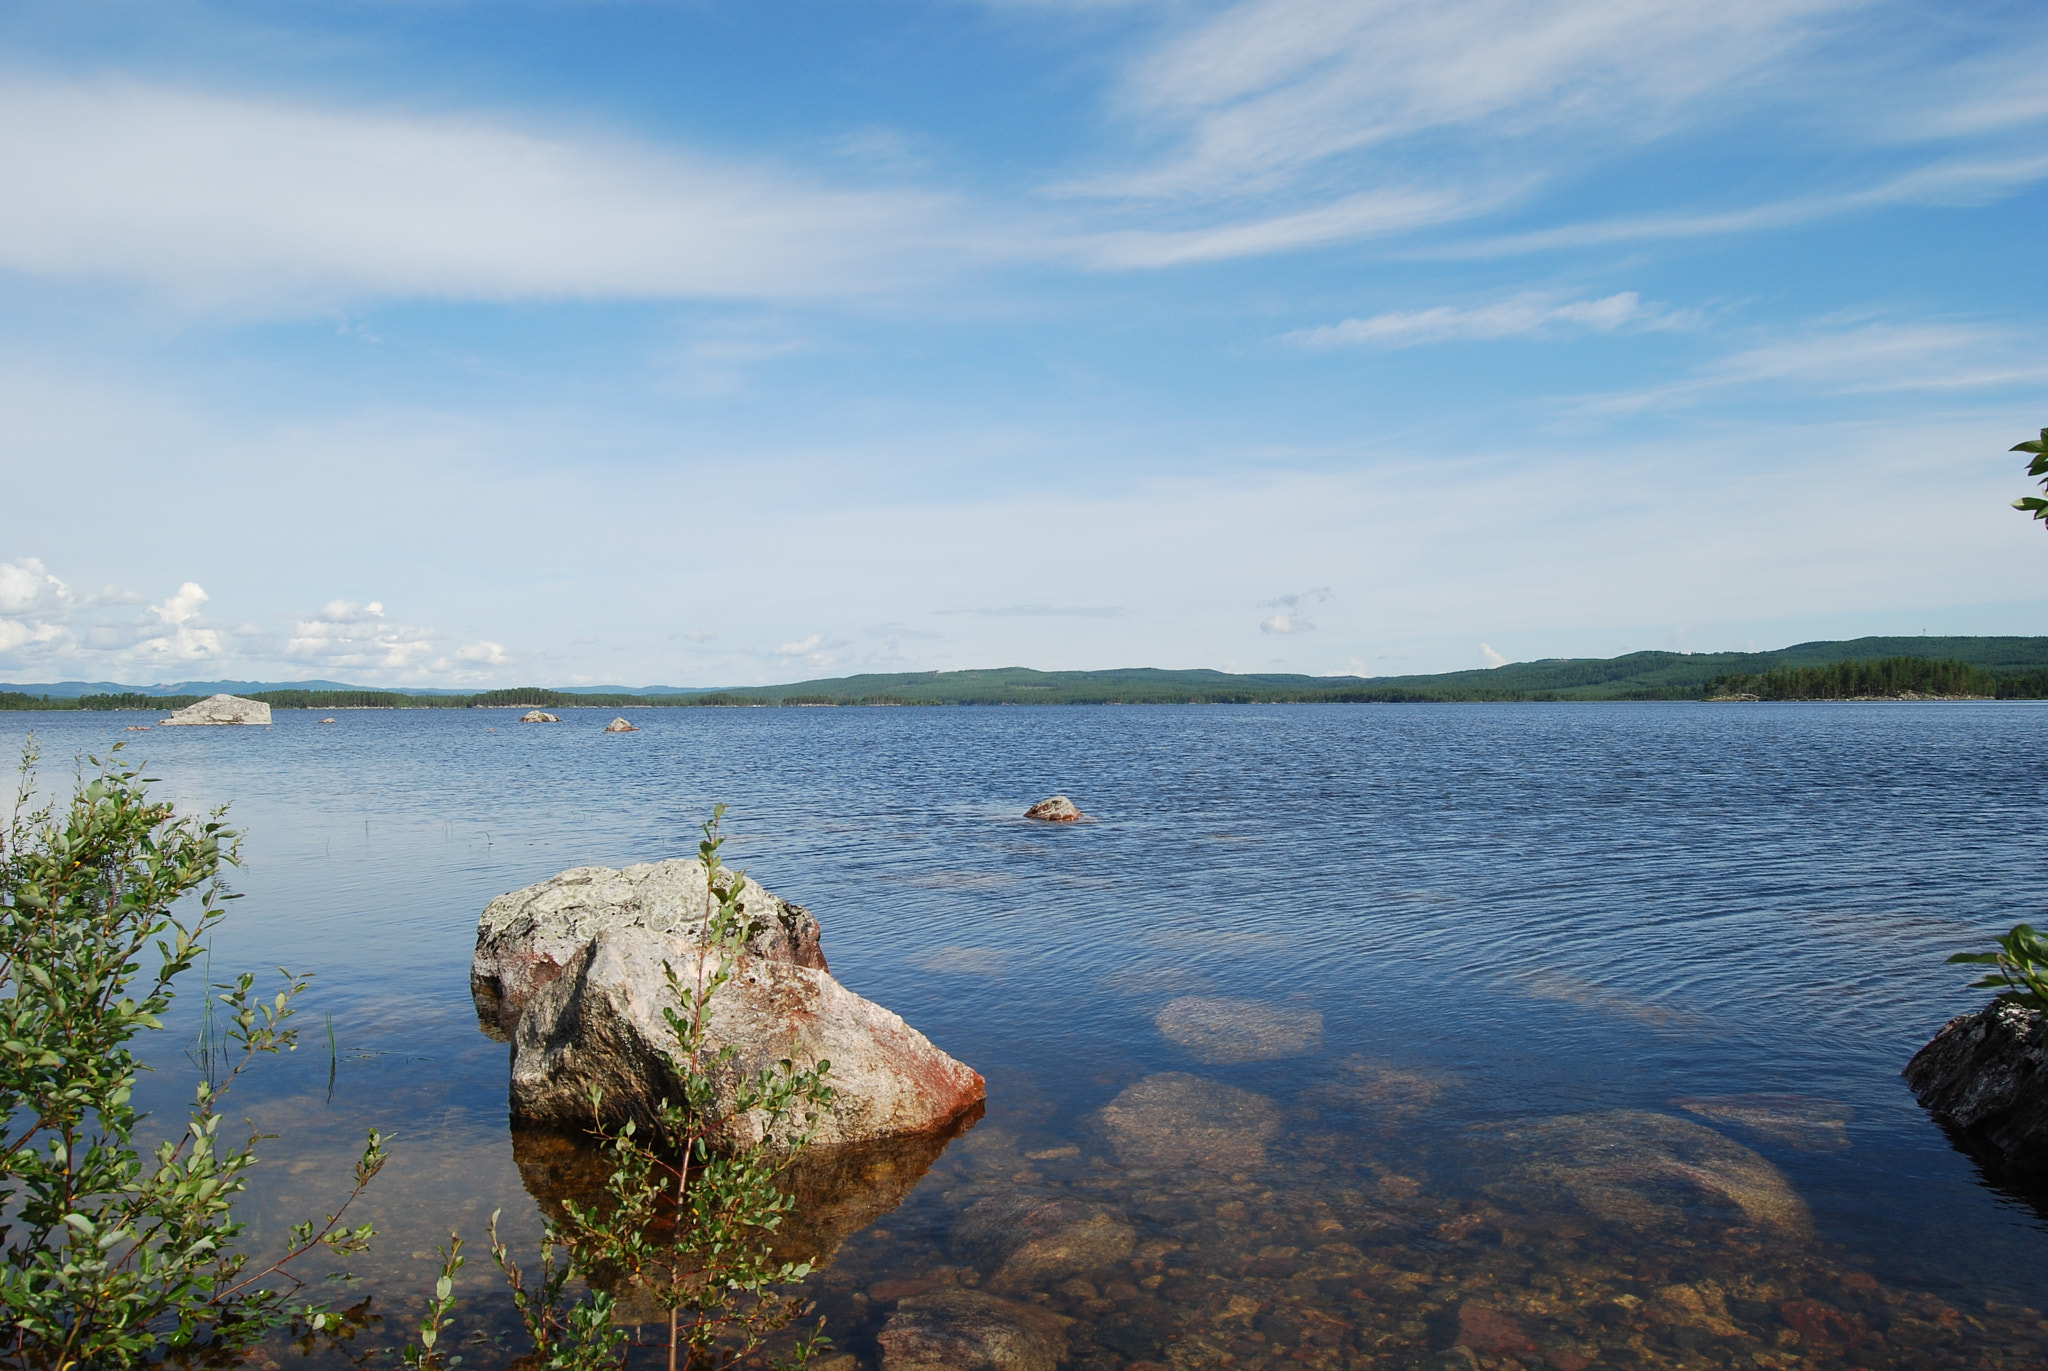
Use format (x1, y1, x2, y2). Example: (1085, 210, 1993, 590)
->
(1096, 1072, 1280, 1172)
(1904, 1000, 2048, 1171)
(1154, 996, 1323, 1063)
(509, 929, 985, 1149)
(1477, 1110, 1809, 1235)
(952, 1194, 1135, 1291)
(878, 1288, 1072, 1371)
(519, 709, 559, 722)
(471, 859, 827, 1033)
(603, 717, 639, 732)
(1023, 796, 1082, 822)
(158, 694, 271, 726)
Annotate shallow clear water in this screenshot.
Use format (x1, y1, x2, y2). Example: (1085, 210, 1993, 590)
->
(9, 702, 2048, 1369)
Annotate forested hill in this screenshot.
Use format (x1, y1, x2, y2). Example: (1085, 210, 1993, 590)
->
(5, 635, 2048, 709)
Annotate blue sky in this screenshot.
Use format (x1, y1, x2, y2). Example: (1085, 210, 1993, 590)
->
(1, 0, 2044, 688)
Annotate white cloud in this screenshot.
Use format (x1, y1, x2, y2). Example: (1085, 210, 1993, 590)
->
(284, 599, 438, 669)
(133, 582, 221, 663)
(1578, 319, 2048, 414)
(1260, 586, 1330, 633)
(455, 640, 510, 666)
(774, 634, 825, 656)
(1287, 291, 1651, 348)
(1480, 643, 1508, 667)
(0, 558, 77, 656)
(0, 78, 961, 310)
(1089, 0, 1846, 201)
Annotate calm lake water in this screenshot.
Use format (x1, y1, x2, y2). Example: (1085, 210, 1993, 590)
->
(9, 702, 2048, 1370)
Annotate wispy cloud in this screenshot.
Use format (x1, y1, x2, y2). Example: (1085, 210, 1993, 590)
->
(774, 634, 824, 656)
(942, 605, 1128, 618)
(1480, 643, 1508, 667)
(1577, 319, 2048, 414)
(1287, 291, 1657, 348)
(1083, 0, 1847, 201)
(0, 78, 961, 309)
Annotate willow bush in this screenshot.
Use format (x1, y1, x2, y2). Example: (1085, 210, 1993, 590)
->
(0, 743, 386, 1368)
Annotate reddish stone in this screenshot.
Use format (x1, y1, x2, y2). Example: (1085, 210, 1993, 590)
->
(1781, 1298, 1865, 1351)
(1457, 1304, 1536, 1357)
(1024, 795, 1084, 822)
(1547, 1353, 1593, 1371)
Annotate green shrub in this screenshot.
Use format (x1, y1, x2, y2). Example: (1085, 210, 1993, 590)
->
(0, 742, 387, 1367)
(1948, 923, 2048, 1010)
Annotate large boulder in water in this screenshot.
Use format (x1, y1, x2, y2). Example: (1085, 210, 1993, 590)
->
(158, 694, 270, 726)
(471, 860, 826, 1034)
(878, 1288, 1072, 1371)
(1905, 1001, 2048, 1171)
(509, 928, 985, 1150)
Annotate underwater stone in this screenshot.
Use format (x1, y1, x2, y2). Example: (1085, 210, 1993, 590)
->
(509, 929, 985, 1149)
(471, 859, 826, 1033)
(1904, 1000, 2048, 1172)
(878, 1287, 1073, 1371)
(952, 1194, 1136, 1291)
(157, 693, 271, 726)
(1476, 1110, 1809, 1235)
(1097, 1072, 1281, 1171)
(1153, 996, 1324, 1064)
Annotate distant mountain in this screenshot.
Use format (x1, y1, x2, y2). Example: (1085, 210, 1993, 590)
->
(6, 635, 2047, 705)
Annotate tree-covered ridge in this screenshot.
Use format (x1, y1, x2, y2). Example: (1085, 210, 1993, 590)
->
(8, 636, 2048, 709)
(1703, 657, 2044, 701)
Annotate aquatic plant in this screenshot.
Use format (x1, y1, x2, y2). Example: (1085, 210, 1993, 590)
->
(1947, 922, 2048, 1010)
(421, 804, 837, 1371)
(0, 741, 387, 1368)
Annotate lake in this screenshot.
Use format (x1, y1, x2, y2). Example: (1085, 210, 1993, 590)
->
(7, 702, 2047, 1369)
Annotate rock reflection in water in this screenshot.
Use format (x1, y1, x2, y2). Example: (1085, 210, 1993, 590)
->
(511, 1106, 978, 1289)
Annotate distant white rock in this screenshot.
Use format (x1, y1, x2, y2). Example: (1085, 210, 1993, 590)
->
(603, 717, 640, 732)
(158, 694, 271, 727)
(519, 710, 560, 723)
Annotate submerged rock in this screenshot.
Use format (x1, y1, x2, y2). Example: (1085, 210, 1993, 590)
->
(952, 1194, 1135, 1291)
(1904, 1000, 2048, 1171)
(1153, 995, 1323, 1064)
(603, 717, 639, 732)
(878, 1287, 1072, 1371)
(1673, 1093, 1853, 1153)
(158, 694, 271, 726)
(1314, 1055, 1446, 1119)
(471, 859, 826, 1033)
(509, 929, 985, 1149)
(1477, 1109, 1809, 1235)
(1023, 795, 1083, 822)
(518, 709, 560, 723)
(1097, 1072, 1280, 1172)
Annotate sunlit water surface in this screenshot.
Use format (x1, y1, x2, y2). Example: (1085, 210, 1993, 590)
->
(9, 703, 2048, 1370)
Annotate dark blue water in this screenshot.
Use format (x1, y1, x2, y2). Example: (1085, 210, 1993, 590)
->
(9, 703, 2046, 1368)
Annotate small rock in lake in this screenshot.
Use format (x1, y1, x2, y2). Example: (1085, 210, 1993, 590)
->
(518, 709, 560, 723)
(125, 725, 150, 731)
(602, 716, 639, 732)
(1024, 795, 1083, 822)
(158, 693, 271, 726)
(952, 1194, 1135, 1291)
(1673, 1093, 1852, 1153)
(1153, 995, 1323, 1064)
(1477, 1109, 1809, 1235)
(1904, 1000, 2048, 1171)
(878, 1287, 1072, 1371)
(1097, 1072, 1281, 1171)
(1313, 1055, 1446, 1118)
(319, 717, 336, 723)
